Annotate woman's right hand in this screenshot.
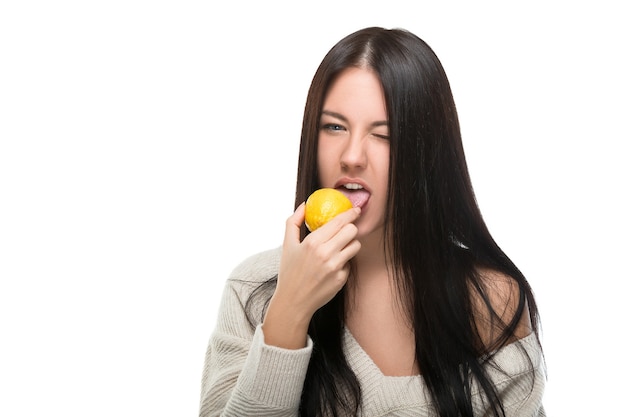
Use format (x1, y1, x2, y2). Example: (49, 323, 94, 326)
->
(262, 202, 361, 349)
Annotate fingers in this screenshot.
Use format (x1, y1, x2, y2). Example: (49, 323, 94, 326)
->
(308, 207, 361, 243)
(300, 207, 361, 274)
(284, 203, 360, 247)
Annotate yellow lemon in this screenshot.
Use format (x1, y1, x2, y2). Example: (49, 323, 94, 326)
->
(304, 188, 353, 231)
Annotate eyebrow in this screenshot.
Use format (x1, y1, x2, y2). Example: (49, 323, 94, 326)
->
(321, 110, 388, 127)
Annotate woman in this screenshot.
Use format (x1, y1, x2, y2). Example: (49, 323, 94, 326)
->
(200, 27, 546, 416)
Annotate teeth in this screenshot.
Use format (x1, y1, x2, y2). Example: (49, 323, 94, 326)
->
(344, 183, 363, 190)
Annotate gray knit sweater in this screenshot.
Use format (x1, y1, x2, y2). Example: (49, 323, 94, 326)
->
(199, 247, 546, 416)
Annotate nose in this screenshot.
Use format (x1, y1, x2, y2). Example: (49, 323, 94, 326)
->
(340, 134, 367, 171)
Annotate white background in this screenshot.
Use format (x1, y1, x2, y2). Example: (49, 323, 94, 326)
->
(1, 1, 624, 415)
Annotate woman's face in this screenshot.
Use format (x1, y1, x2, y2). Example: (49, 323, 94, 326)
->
(317, 66, 390, 240)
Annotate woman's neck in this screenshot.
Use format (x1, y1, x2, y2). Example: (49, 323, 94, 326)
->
(347, 232, 392, 307)
(347, 229, 410, 321)
(353, 230, 390, 280)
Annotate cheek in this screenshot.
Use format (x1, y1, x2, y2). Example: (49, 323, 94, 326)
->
(374, 149, 390, 209)
(373, 146, 390, 183)
(316, 139, 338, 181)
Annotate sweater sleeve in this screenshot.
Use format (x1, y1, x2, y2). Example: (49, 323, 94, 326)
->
(199, 263, 313, 417)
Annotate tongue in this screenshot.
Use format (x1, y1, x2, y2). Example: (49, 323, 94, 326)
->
(340, 188, 370, 208)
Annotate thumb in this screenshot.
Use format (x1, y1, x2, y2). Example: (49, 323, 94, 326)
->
(284, 202, 306, 246)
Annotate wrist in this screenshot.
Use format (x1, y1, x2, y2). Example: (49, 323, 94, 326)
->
(262, 297, 312, 349)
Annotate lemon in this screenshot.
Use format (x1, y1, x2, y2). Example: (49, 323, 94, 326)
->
(304, 188, 353, 231)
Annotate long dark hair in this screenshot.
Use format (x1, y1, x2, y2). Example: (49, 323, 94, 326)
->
(250, 27, 541, 416)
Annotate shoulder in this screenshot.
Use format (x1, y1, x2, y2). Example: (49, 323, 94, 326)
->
(213, 247, 282, 331)
(479, 332, 547, 413)
(471, 267, 533, 350)
(228, 246, 282, 284)
(223, 247, 282, 313)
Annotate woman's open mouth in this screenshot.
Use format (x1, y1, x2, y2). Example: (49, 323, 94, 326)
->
(337, 183, 370, 208)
